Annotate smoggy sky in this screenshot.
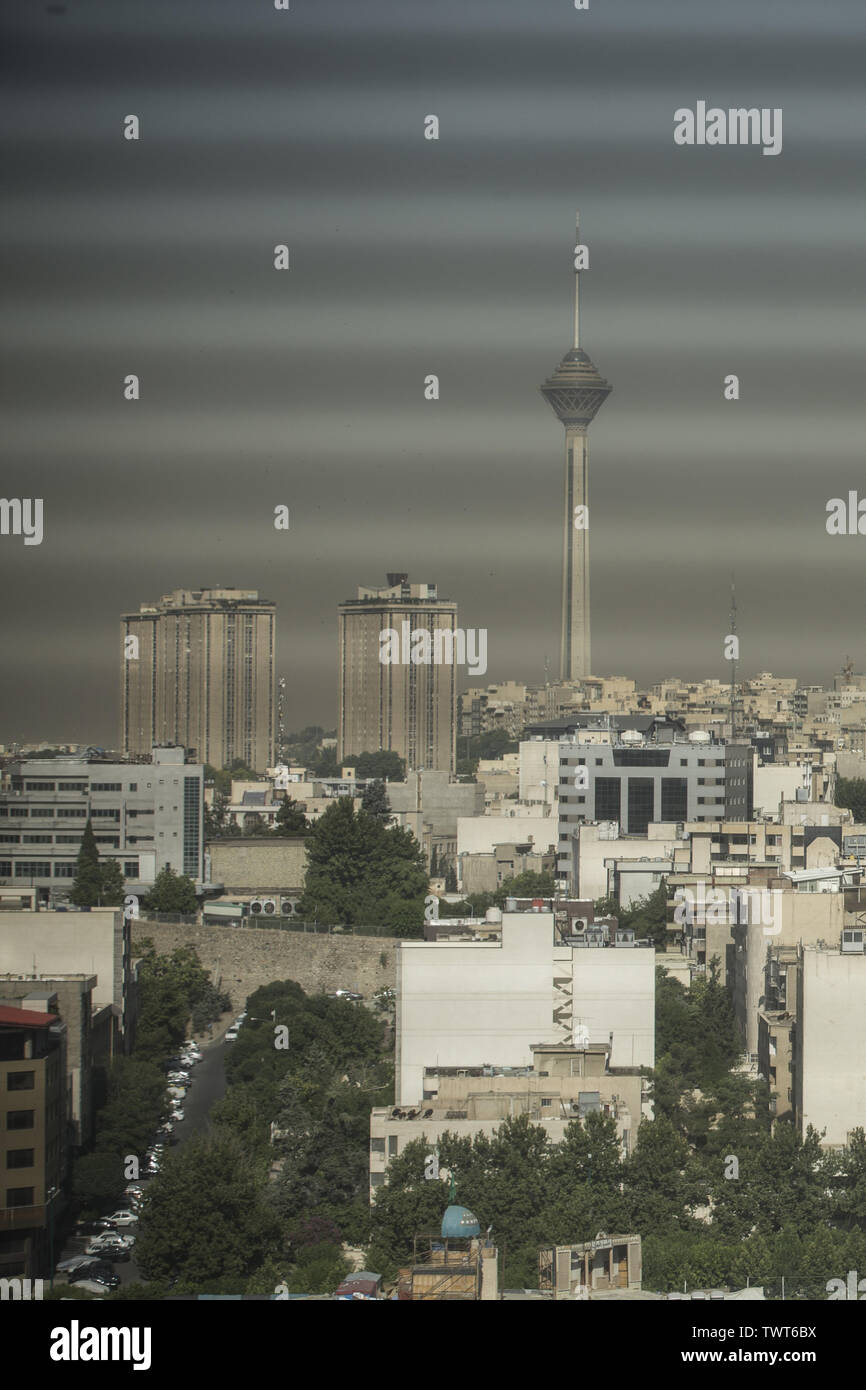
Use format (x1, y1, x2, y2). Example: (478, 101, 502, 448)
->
(2, 0, 865, 745)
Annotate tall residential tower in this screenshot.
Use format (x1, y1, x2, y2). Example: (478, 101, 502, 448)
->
(540, 214, 612, 680)
(338, 574, 457, 774)
(121, 588, 275, 771)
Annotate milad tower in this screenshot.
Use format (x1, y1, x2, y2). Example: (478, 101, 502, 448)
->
(540, 214, 612, 681)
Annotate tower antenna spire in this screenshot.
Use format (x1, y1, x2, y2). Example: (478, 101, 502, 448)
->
(573, 210, 581, 349)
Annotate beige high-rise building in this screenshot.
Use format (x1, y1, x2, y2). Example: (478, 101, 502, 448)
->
(338, 574, 457, 774)
(121, 588, 275, 772)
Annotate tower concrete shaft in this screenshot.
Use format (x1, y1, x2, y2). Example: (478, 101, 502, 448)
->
(539, 213, 612, 681)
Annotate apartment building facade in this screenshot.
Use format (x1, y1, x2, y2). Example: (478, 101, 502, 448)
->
(122, 587, 275, 771)
(0, 745, 204, 898)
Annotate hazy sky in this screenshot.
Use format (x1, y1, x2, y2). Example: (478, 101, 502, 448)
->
(2, 0, 865, 744)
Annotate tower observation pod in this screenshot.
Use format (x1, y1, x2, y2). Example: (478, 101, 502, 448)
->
(539, 213, 612, 681)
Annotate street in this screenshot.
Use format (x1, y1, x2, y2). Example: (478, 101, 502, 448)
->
(56, 1024, 229, 1292)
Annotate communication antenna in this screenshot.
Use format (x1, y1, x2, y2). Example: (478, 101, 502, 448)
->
(278, 676, 287, 765)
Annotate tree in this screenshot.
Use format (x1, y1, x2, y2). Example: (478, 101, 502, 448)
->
(98, 858, 126, 907)
(834, 777, 866, 821)
(204, 788, 230, 839)
(134, 1133, 281, 1284)
(360, 779, 390, 819)
(70, 819, 102, 906)
(444, 865, 458, 892)
(296, 797, 427, 934)
(273, 795, 309, 836)
(493, 869, 556, 904)
(142, 866, 199, 915)
(342, 750, 405, 781)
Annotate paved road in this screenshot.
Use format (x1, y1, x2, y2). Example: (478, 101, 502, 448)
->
(56, 1023, 230, 1290)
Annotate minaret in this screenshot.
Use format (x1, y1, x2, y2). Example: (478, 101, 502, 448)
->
(540, 213, 612, 681)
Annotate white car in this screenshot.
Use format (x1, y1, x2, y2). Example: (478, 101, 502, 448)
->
(224, 1027, 238, 1042)
(98, 1209, 138, 1228)
(169, 1107, 185, 1121)
(167, 1072, 190, 1084)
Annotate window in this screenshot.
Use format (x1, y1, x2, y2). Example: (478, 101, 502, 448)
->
(541, 1098, 552, 1108)
(91, 809, 119, 820)
(388, 1135, 398, 1156)
(9, 808, 27, 817)
(29, 809, 53, 818)
(661, 778, 688, 821)
(8, 1071, 35, 1091)
(53, 863, 76, 877)
(55, 835, 80, 844)
(595, 778, 621, 823)
(23, 835, 52, 844)
(370, 1173, 385, 1188)
(25, 782, 55, 791)
(58, 782, 87, 791)
(5, 1188, 34, 1208)
(0, 861, 11, 876)
(6, 1149, 34, 1169)
(370, 1137, 385, 1154)
(16, 863, 51, 877)
(627, 778, 655, 835)
(0, 835, 20, 843)
(91, 782, 122, 792)
(6, 1111, 34, 1130)
(124, 861, 138, 877)
(128, 783, 138, 792)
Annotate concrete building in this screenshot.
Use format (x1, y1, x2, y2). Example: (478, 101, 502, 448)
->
(388, 770, 485, 875)
(0, 979, 100, 1148)
(0, 1003, 68, 1279)
(0, 746, 204, 898)
(459, 841, 556, 896)
(206, 838, 308, 899)
(395, 909, 654, 1105)
(370, 1042, 642, 1200)
(539, 1234, 642, 1298)
(121, 587, 275, 772)
(338, 574, 458, 774)
(557, 728, 753, 891)
(539, 212, 613, 681)
(794, 934, 866, 1148)
(731, 887, 844, 1058)
(0, 909, 135, 1052)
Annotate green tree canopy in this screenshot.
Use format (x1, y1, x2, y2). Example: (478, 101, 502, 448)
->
(360, 779, 390, 819)
(134, 1133, 281, 1284)
(342, 750, 406, 781)
(142, 865, 199, 914)
(296, 797, 427, 934)
(273, 794, 309, 836)
(69, 819, 103, 906)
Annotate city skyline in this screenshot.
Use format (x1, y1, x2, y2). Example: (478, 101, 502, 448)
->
(3, 0, 865, 744)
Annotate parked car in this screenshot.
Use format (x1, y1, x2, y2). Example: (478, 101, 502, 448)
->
(86, 1242, 131, 1263)
(100, 1209, 138, 1227)
(224, 1027, 239, 1042)
(56, 1255, 101, 1275)
(169, 1108, 185, 1121)
(69, 1263, 119, 1289)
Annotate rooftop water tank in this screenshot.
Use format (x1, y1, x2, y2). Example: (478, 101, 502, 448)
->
(620, 729, 642, 743)
(485, 907, 502, 924)
(688, 730, 711, 743)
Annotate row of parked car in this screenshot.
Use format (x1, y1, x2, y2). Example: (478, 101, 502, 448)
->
(223, 1011, 247, 1042)
(55, 1039, 205, 1290)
